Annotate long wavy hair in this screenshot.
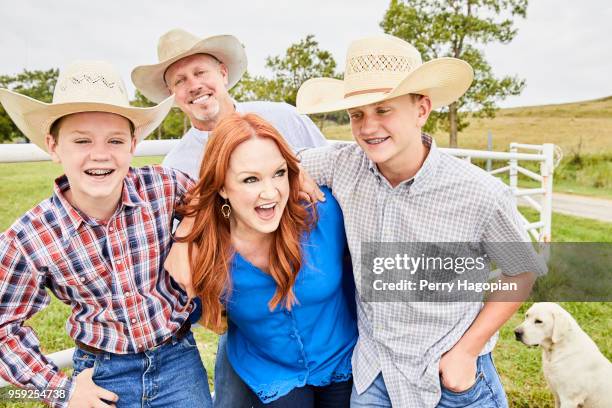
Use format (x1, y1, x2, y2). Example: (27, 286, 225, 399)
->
(177, 113, 315, 332)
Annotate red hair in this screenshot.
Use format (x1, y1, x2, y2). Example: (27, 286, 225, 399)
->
(178, 113, 315, 332)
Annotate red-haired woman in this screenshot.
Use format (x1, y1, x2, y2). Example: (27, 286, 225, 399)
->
(166, 113, 357, 407)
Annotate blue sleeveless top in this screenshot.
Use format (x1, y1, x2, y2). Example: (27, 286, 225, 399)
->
(225, 187, 357, 403)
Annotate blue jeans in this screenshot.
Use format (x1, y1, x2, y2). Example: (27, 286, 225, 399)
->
(72, 332, 213, 408)
(249, 379, 352, 407)
(213, 333, 253, 408)
(350, 353, 508, 408)
(349, 372, 390, 408)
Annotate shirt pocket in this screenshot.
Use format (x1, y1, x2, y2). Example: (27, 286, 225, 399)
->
(47, 260, 113, 305)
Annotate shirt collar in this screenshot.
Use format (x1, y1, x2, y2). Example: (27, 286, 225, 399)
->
(367, 133, 440, 191)
(52, 175, 86, 237)
(52, 169, 147, 236)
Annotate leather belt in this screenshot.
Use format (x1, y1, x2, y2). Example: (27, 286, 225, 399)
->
(76, 320, 191, 355)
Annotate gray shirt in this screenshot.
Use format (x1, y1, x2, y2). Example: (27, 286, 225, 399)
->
(300, 135, 542, 407)
(162, 101, 327, 179)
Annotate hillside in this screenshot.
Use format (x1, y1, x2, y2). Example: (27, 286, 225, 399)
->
(324, 96, 612, 155)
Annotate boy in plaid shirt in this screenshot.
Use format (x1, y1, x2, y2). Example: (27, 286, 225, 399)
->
(0, 61, 212, 408)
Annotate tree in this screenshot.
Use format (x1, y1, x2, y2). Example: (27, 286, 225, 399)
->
(0, 68, 59, 142)
(380, 0, 527, 147)
(265, 34, 338, 106)
(231, 35, 348, 128)
(132, 89, 188, 140)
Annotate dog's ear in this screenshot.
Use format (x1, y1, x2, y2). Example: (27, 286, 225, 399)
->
(551, 308, 572, 343)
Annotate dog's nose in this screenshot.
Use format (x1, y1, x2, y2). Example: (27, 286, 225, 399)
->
(514, 328, 523, 341)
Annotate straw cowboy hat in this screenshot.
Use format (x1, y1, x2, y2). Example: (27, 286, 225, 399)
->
(0, 60, 174, 152)
(131, 28, 247, 103)
(297, 34, 474, 114)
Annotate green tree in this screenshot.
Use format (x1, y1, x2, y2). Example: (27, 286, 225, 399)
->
(230, 35, 347, 128)
(265, 34, 338, 106)
(230, 71, 275, 102)
(132, 90, 187, 140)
(0, 68, 59, 142)
(381, 0, 527, 147)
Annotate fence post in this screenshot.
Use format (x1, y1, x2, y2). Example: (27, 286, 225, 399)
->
(540, 143, 555, 243)
(486, 130, 492, 172)
(509, 143, 518, 192)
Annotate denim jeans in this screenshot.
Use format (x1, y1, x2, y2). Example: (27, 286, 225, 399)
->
(350, 353, 508, 408)
(249, 379, 352, 407)
(437, 353, 508, 408)
(349, 372, 391, 408)
(71, 331, 212, 408)
(213, 333, 253, 408)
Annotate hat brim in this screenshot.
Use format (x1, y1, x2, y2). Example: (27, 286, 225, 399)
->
(131, 35, 247, 104)
(0, 88, 174, 152)
(296, 57, 473, 114)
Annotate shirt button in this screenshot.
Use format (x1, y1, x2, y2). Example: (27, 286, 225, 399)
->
(298, 375, 304, 381)
(80, 276, 86, 282)
(109, 226, 114, 232)
(298, 359, 304, 364)
(138, 343, 143, 349)
(125, 291, 131, 297)
(116, 259, 122, 264)
(131, 318, 137, 324)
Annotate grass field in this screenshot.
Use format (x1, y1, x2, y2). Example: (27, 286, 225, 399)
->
(324, 96, 612, 198)
(0, 157, 611, 407)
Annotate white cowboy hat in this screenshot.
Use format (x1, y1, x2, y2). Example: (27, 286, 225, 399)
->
(296, 34, 474, 114)
(131, 28, 247, 103)
(0, 60, 174, 152)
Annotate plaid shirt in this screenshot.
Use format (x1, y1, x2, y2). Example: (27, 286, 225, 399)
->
(0, 165, 194, 407)
(300, 135, 541, 408)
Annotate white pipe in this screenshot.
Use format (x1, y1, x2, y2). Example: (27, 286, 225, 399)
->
(510, 142, 544, 151)
(516, 165, 543, 182)
(0, 140, 182, 163)
(522, 195, 543, 212)
(489, 165, 510, 175)
(514, 188, 545, 196)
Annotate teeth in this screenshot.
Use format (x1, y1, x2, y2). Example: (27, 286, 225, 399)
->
(366, 137, 388, 145)
(85, 169, 112, 176)
(258, 203, 275, 209)
(192, 94, 211, 104)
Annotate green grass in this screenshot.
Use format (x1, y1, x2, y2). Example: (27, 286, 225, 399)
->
(1, 158, 611, 407)
(323, 96, 612, 199)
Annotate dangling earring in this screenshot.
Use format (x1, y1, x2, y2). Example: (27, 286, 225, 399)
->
(221, 199, 231, 219)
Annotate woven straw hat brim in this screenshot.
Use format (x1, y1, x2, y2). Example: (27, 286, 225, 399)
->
(131, 35, 247, 104)
(0, 88, 174, 152)
(297, 57, 473, 114)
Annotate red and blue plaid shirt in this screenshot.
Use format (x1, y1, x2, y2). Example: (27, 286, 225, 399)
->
(0, 165, 195, 405)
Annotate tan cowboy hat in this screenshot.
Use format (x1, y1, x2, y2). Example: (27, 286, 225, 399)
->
(131, 28, 247, 103)
(0, 60, 174, 152)
(297, 34, 473, 114)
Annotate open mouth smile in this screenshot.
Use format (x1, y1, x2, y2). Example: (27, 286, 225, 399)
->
(254, 203, 277, 220)
(84, 168, 114, 178)
(364, 136, 390, 145)
(191, 94, 212, 104)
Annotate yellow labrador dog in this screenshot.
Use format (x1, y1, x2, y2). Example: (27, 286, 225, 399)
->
(514, 302, 612, 408)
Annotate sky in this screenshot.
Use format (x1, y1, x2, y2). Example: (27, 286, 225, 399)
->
(1, 0, 610, 108)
